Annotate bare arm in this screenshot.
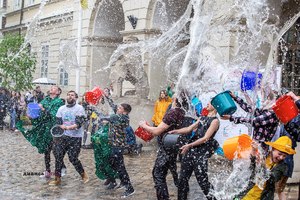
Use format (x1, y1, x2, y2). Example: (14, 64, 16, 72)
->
(169, 120, 200, 134)
(180, 119, 219, 154)
(139, 120, 170, 136)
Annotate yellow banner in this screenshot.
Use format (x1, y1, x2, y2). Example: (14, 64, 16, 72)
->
(80, 0, 88, 10)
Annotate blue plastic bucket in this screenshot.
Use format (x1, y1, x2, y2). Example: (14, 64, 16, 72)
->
(28, 103, 40, 118)
(241, 70, 263, 91)
(211, 90, 237, 116)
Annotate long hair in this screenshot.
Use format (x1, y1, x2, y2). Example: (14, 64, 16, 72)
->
(159, 90, 169, 101)
(81, 92, 87, 104)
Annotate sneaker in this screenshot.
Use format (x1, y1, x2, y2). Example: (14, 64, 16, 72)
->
(61, 168, 67, 177)
(120, 188, 135, 198)
(15, 129, 20, 132)
(116, 182, 126, 190)
(11, 127, 15, 131)
(103, 179, 111, 186)
(40, 170, 51, 178)
(107, 182, 117, 190)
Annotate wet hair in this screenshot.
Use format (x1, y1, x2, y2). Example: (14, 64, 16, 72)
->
(36, 86, 40, 89)
(104, 87, 111, 96)
(61, 98, 66, 105)
(175, 89, 189, 108)
(121, 103, 132, 114)
(267, 90, 281, 101)
(158, 90, 169, 101)
(67, 90, 78, 98)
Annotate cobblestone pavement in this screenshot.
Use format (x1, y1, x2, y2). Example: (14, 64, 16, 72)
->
(0, 127, 298, 200)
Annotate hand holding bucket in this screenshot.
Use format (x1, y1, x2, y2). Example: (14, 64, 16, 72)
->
(85, 86, 104, 105)
(272, 95, 299, 123)
(27, 103, 40, 119)
(223, 134, 252, 160)
(135, 122, 154, 142)
(51, 125, 65, 144)
(211, 90, 237, 116)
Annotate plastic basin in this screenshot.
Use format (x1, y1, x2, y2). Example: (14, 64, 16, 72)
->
(134, 122, 153, 142)
(86, 87, 104, 105)
(27, 103, 40, 119)
(211, 91, 237, 116)
(272, 95, 299, 123)
(241, 70, 263, 91)
(223, 134, 252, 160)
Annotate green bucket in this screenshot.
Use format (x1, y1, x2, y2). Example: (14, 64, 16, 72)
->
(211, 90, 237, 116)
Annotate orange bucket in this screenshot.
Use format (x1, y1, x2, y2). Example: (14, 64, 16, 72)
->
(134, 122, 154, 142)
(272, 95, 299, 123)
(85, 87, 104, 105)
(223, 134, 252, 160)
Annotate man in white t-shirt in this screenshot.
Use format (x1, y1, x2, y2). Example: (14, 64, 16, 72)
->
(49, 90, 89, 185)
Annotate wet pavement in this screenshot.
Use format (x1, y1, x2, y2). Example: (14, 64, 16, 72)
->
(0, 126, 298, 200)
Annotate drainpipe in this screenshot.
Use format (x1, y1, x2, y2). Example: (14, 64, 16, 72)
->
(19, 0, 25, 35)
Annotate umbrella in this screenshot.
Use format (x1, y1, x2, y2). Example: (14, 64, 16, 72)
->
(32, 78, 56, 85)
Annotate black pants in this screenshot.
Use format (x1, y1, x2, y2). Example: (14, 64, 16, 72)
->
(54, 136, 84, 178)
(109, 147, 133, 190)
(153, 148, 178, 200)
(44, 139, 66, 171)
(178, 149, 216, 200)
(0, 111, 5, 129)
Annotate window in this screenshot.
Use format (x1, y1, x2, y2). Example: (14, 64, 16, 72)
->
(279, 17, 300, 95)
(59, 68, 68, 87)
(2, 17, 6, 29)
(13, 0, 20, 10)
(27, 0, 34, 6)
(3, 0, 7, 9)
(41, 44, 49, 78)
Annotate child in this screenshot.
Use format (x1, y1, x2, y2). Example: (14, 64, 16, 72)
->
(233, 136, 296, 200)
(93, 103, 134, 198)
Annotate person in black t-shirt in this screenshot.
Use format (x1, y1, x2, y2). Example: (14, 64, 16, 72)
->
(169, 100, 219, 200)
(139, 93, 186, 200)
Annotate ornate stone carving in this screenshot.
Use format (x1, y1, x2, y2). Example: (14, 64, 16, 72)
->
(109, 36, 150, 99)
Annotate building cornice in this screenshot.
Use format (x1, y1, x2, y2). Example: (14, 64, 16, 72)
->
(120, 28, 162, 37)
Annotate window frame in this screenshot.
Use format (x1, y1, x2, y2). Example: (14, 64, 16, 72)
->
(41, 44, 50, 78)
(59, 68, 69, 87)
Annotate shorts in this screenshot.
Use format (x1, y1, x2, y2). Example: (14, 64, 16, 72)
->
(275, 175, 289, 193)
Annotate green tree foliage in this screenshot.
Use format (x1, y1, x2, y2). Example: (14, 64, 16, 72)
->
(0, 33, 37, 91)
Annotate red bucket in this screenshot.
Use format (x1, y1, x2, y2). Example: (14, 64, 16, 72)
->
(85, 87, 104, 105)
(272, 95, 299, 123)
(134, 122, 154, 142)
(201, 107, 209, 116)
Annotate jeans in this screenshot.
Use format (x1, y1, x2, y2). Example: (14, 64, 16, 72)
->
(10, 109, 16, 128)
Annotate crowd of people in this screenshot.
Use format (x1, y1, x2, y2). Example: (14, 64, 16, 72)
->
(1, 82, 300, 200)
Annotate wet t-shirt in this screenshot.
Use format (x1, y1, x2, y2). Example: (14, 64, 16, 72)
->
(159, 107, 185, 145)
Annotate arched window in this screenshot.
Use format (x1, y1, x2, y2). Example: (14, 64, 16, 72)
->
(279, 17, 300, 95)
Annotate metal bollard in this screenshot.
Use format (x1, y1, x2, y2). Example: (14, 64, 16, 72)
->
(85, 132, 91, 146)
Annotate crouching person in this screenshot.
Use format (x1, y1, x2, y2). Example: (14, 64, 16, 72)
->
(49, 90, 89, 185)
(234, 136, 296, 200)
